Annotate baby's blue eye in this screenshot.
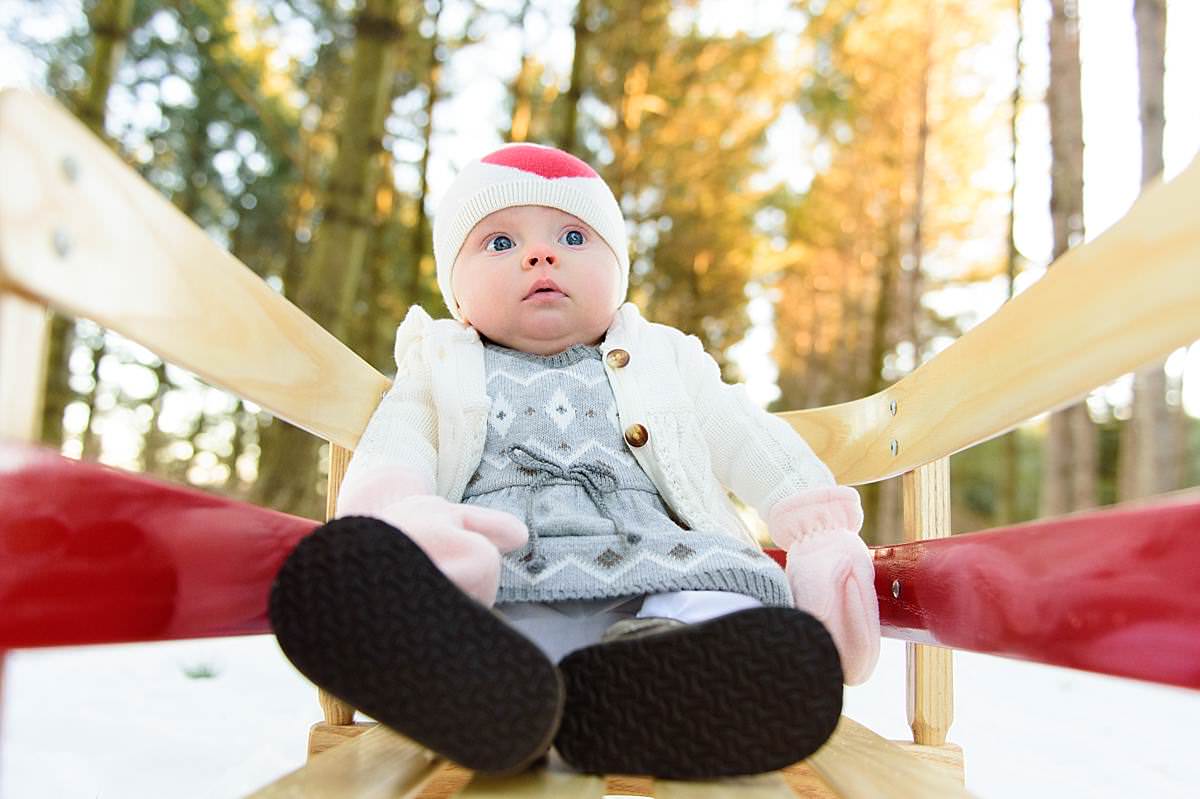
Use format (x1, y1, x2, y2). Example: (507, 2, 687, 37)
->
(486, 235, 515, 252)
(561, 229, 585, 246)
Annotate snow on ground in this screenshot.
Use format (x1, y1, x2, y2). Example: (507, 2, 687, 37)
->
(2, 636, 1198, 798)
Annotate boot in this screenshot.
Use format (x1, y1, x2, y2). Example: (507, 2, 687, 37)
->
(268, 516, 563, 774)
(554, 607, 842, 779)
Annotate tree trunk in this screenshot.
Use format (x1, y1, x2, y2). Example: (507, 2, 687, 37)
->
(143, 109, 207, 478)
(558, 0, 589, 153)
(803, 276, 823, 409)
(834, 256, 854, 404)
(293, 0, 403, 341)
(1134, 0, 1167, 192)
(866, 234, 898, 398)
(1042, 0, 1093, 515)
(221, 399, 248, 496)
(77, 0, 136, 136)
(1126, 0, 1172, 500)
(282, 114, 317, 297)
(79, 341, 104, 461)
(1001, 0, 1024, 523)
(875, 27, 931, 545)
(508, 0, 536, 143)
(860, 217, 900, 544)
(907, 23, 931, 363)
(408, 0, 443, 308)
(252, 0, 404, 518)
(41, 0, 136, 452)
(360, 163, 397, 368)
(41, 320, 78, 452)
(1069, 402, 1096, 508)
(1174, 352, 1193, 488)
(140, 361, 171, 473)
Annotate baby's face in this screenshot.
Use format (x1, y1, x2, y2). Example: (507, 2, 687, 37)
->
(451, 205, 622, 355)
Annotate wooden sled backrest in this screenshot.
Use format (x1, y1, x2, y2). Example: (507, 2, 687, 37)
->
(0, 90, 386, 452)
(3, 87, 1198, 487)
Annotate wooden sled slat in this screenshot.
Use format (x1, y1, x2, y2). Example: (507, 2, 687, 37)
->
(655, 772, 795, 798)
(0, 89, 387, 451)
(455, 768, 606, 797)
(302, 718, 966, 799)
(808, 718, 972, 798)
(248, 725, 442, 798)
(0, 293, 48, 441)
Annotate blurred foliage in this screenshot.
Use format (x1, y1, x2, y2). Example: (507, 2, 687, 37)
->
(4, 0, 1195, 534)
(950, 430, 1043, 532)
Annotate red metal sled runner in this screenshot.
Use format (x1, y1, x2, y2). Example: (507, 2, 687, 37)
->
(5, 438, 1198, 692)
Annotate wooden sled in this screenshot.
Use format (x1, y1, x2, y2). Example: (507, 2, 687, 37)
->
(3, 88, 1199, 797)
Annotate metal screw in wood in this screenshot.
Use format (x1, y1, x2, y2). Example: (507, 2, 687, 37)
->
(52, 229, 71, 258)
(61, 155, 79, 183)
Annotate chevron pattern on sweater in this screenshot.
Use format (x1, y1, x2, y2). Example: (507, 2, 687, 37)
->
(500, 543, 778, 585)
(479, 439, 637, 474)
(488, 366, 609, 390)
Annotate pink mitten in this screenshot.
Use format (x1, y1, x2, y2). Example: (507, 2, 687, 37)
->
(767, 487, 880, 685)
(335, 466, 529, 607)
(372, 494, 528, 606)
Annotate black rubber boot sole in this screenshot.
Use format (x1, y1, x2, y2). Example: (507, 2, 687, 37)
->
(268, 516, 563, 774)
(555, 607, 843, 779)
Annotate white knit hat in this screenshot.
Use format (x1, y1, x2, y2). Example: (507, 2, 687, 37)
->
(433, 143, 630, 321)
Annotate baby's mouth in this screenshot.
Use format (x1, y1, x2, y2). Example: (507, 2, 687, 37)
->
(524, 279, 567, 300)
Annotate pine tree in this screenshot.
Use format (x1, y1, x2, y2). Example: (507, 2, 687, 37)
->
(1123, 0, 1173, 500)
(1042, 0, 1094, 516)
(252, 0, 408, 518)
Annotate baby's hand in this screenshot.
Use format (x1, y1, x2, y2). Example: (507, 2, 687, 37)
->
(375, 494, 529, 553)
(767, 487, 880, 685)
(783, 531, 878, 685)
(365, 495, 529, 606)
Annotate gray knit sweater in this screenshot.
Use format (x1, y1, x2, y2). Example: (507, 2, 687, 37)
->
(460, 339, 793, 607)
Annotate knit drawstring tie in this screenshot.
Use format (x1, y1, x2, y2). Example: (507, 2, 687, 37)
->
(507, 445, 641, 574)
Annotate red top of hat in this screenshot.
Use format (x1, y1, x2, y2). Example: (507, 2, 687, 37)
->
(482, 144, 598, 179)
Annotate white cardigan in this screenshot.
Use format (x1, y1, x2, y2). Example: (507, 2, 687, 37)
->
(338, 303, 838, 548)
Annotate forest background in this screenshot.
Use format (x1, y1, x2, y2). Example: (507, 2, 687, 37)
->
(2, 0, 1198, 544)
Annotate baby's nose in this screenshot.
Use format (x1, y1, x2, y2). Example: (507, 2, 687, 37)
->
(523, 246, 557, 269)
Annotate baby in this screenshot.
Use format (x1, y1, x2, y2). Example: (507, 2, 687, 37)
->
(269, 143, 879, 779)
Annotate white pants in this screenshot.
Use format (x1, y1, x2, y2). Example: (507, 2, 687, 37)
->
(495, 591, 763, 663)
